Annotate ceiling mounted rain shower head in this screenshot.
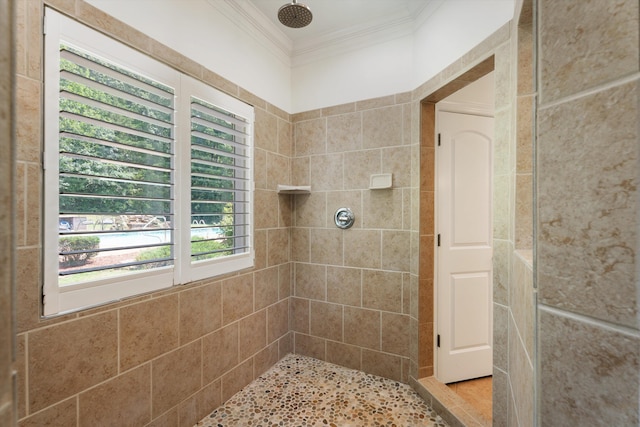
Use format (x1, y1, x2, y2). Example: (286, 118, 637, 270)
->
(278, 0, 313, 29)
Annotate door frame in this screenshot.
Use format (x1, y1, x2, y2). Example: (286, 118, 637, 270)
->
(417, 56, 495, 380)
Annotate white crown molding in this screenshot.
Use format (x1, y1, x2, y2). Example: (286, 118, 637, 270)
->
(207, 0, 447, 68)
(205, 0, 293, 66)
(413, 0, 446, 30)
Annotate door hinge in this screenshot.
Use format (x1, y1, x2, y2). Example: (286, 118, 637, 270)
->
(437, 334, 441, 348)
(437, 133, 441, 146)
(437, 234, 441, 247)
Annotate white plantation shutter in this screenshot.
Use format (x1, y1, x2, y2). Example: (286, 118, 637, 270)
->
(179, 78, 254, 283)
(44, 9, 253, 315)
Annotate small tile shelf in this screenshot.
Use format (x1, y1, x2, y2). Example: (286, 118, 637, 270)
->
(277, 185, 311, 194)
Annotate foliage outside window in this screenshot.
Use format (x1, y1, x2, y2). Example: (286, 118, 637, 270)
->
(43, 8, 254, 315)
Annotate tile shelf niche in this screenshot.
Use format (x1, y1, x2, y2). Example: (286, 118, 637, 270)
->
(277, 184, 311, 194)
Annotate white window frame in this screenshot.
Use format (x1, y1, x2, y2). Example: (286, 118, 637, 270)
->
(43, 8, 254, 315)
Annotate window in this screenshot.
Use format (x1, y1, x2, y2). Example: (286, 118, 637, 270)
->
(43, 8, 254, 315)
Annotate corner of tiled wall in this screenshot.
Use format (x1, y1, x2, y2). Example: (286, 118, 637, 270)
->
(289, 93, 415, 383)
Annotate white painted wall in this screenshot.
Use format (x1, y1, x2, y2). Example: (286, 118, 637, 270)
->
(413, 0, 514, 87)
(86, 0, 514, 114)
(291, 35, 414, 112)
(86, 0, 294, 111)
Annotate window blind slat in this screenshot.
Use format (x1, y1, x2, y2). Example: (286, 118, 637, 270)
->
(61, 90, 173, 129)
(60, 47, 174, 101)
(60, 111, 174, 144)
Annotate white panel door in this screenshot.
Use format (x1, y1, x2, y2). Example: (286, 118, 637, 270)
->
(436, 110, 493, 384)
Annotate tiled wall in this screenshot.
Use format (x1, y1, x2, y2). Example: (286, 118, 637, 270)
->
(288, 95, 415, 382)
(494, 1, 535, 425)
(13, 1, 292, 425)
(536, 0, 639, 424)
(1, 0, 16, 425)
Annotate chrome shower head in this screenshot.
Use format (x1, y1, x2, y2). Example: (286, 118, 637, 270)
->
(277, 0, 313, 29)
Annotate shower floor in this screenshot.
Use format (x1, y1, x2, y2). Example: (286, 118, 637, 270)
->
(195, 353, 448, 426)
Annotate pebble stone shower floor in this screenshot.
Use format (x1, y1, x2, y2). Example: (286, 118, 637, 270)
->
(195, 353, 449, 427)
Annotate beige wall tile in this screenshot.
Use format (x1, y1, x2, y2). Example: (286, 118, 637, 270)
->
(363, 105, 403, 149)
(290, 297, 309, 334)
(18, 397, 77, 427)
(344, 230, 381, 269)
(201, 68, 238, 98)
(202, 323, 239, 383)
(294, 333, 326, 360)
(294, 263, 326, 300)
(327, 112, 362, 153)
(15, 75, 40, 163)
(539, 309, 639, 424)
(309, 301, 343, 342)
(255, 266, 279, 311)
(343, 306, 380, 350)
(278, 332, 293, 358)
(278, 263, 292, 300)
(327, 266, 361, 307)
(381, 313, 410, 357)
(322, 102, 356, 117)
(15, 163, 25, 246)
(539, 0, 639, 103)
(221, 358, 253, 403)
(152, 340, 202, 418)
(291, 227, 310, 262)
(267, 228, 289, 267)
(178, 379, 221, 427)
(29, 312, 118, 412)
(291, 156, 309, 186)
(267, 299, 289, 343)
(267, 152, 289, 191)
(147, 407, 178, 427)
(278, 118, 293, 157)
(120, 295, 179, 371)
(254, 229, 267, 271)
(16, 247, 40, 333)
(382, 146, 411, 188)
(361, 349, 402, 382)
(294, 192, 326, 228)
(24, 163, 41, 247)
(294, 118, 326, 156)
(516, 96, 533, 174)
(254, 342, 279, 378)
(310, 153, 344, 191)
(537, 82, 638, 327)
(79, 364, 151, 426)
(254, 189, 279, 230)
(13, 334, 25, 419)
(254, 148, 267, 190)
(493, 303, 508, 371)
(326, 341, 361, 371)
(362, 270, 402, 313)
(239, 310, 267, 361)
(222, 273, 254, 325)
(515, 173, 532, 249)
(357, 95, 395, 111)
(309, 228, 343, 265)
(493, 109, 512, 176)
(344, 150, 381, 190)
(381, 231, 411, 272)
(179, 283, 221, 345)
(255, 108, 278, 152)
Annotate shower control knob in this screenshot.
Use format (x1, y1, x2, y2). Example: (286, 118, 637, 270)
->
(334, 207, 355, 229)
